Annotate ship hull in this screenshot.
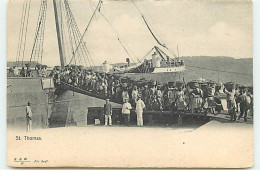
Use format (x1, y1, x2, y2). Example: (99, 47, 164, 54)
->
(7, 78, 122, 129)
(151, 66, 186, 73)
(114, 61, 186, 74)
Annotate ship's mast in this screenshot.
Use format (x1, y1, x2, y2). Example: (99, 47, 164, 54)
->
(53, 0, 65, 67)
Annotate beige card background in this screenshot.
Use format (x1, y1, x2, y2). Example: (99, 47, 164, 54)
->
(6, 0, 253, 168)
(7, 122, 253, 168)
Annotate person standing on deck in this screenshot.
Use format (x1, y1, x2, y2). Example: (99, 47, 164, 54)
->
(104, 99, 112, 126)
(224, 87, 237, 121)
(191, 84, 203, 113)
(131, 86, 139, 107)
(91, 73, 97, 91)
(142, 84, 150, 109)
(248, 90, 253, 117)
(13, 66, 19, 76)
(176, 86, 187, 112)
(20, 67, 26, 77)
(122, 88, 129, 104)
(167, 87, 176, 110)
(26, 101, 33, 132)
(122, 98, 132, 126)
(238, 89, 250, 122)
(135, 96, 145, 126)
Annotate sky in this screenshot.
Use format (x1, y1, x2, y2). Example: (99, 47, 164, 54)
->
(7, 0, 253, 67)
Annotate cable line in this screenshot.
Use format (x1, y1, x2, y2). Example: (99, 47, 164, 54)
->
(186, 64, 253, 76)
(29, 0, 47, 64)
(15, 0, 27, 66)
(131, 0, 178, 59)
(69, 0, 103, 64)
(98, 11, 141, 64)
(87, 0, 142, 72)
(21, 0, 31, 66)
(64, 0, 94, 67)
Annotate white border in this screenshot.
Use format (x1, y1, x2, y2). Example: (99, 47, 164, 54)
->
(0, 0, 260, 172)
(0, 0, 7, 171)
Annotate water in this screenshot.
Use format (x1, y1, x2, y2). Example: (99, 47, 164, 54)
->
(120, 57, 253, 86)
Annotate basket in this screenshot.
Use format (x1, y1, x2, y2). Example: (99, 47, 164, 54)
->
(200, 83, 208, 90)
(224, 82, 235, 91)
(168, 81, 176, 88)
(176, 81, 184, 88)
(187, 81, 199, 89)
(207, 81, 216, 87)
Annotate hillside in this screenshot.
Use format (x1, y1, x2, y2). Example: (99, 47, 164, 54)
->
(111, 56, 253, 85)
(180, 56, 253, 85)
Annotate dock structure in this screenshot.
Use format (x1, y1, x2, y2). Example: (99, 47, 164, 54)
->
(54, 81, 211, 127)
(57, 81, 122, 104)
(86, 106, 211, 126)
(54, 81, 253, 127)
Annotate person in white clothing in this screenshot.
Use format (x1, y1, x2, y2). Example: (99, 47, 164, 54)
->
(131, 86, 138, 105)
(122, 98, 132, 126)
(135, 96, 145, 126)
(13, 66, 20, 76)
(25, 101, 32, 132)
(122, 88, 129, 103)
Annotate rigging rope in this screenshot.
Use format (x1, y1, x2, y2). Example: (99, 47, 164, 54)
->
(140, 47, 154, 61)
(29, 0, 47, 64)
(68, 6, 89, 67)
(63, 0, 92, 66)
(16, 0, 31, 66)
(69, 0, 102, 64)
(84, 44, 95, 67)
(87, 0, 142, 72)
(21, 0, 31, 66)
(64, 0, 93, 67)
(131, 0, 165, 48)
(131, 0, 178, 59)
(64, 0, 76, 65)
(98, 10, 141, 64)
(59, 0, 67, 65)
(64, 0, 83, 65)
(141, 15, 166, 48)
(185, 64, 253, 76)
(154, 46, 166, 61)
(39, 0, 47, 64)
(98, 13, 142, 73)
(15, 0, 27, 66)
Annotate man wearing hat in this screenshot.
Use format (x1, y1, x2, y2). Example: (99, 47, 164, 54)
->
(122, 98, 132, 126)
(131, 86, 139, 106)
(238, 88, 250, 122)
(224, 86, 237, 121)
(142, 84, 150, 109)
(26, 101, 33, 132)
(104, 99, 112, 126)
(135, 95, 145, 126)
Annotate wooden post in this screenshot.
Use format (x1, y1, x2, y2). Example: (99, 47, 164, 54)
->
(53, 0, 65, 67)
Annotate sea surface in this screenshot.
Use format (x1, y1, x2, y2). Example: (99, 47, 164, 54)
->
(120, 56, 253, 86)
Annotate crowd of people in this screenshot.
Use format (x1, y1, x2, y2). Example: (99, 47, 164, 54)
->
(51, 65, 253, 123)
(8, 64, 48, 77)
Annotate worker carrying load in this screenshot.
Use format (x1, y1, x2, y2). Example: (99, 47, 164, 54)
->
(175, 83, 186, 112)
(224, 82, 237, 121)
(191, 83, 203, 113)
(204, 86, 217, 114)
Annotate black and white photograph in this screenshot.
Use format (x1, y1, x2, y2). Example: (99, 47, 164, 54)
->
(6, 0, 253, 168)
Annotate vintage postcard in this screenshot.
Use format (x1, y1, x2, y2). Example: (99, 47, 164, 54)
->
(6, 0, 253, 168)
